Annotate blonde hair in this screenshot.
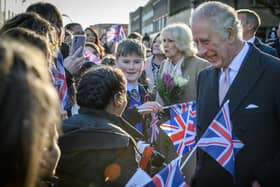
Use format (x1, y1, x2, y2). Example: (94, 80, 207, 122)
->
(161, 23, 197, 58)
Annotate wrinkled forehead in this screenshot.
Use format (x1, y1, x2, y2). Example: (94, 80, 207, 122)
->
(191, 19, 212, 39)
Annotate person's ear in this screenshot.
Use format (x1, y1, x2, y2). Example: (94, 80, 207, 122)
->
(227, 27, 235, 43)
(113, 93, 123, 107)
(247, 21, 255, 31)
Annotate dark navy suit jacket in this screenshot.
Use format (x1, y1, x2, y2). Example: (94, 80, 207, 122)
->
(191, 44, 280, 187)
(254, 37, 279, 58)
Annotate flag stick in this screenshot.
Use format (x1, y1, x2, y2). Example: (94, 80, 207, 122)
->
(180, 144, 198, 170)
(162, 105, 172, 110)
(137, 104, 173, 113)
(138, 102, 194, 112)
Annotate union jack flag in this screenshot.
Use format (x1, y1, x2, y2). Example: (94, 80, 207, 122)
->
(106, 24, 126, 43)
(169, 102, 196, 119)
(150, 113, 160, 143)
(50, 52, 69, 112)
(144, 157, 189, 187)
(160, 102, 197, 156)
(83, 49, 101, 64)
(196, 100, 244, 176)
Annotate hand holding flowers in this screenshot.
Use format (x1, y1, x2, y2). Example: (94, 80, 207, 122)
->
(156, 73, 189, 105)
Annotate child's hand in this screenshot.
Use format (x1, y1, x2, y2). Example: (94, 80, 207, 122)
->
(137, 101, 162, 115)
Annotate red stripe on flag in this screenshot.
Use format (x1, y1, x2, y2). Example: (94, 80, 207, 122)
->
(211, 122, 231, 142)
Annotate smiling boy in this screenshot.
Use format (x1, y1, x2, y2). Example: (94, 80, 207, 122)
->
(115, 39, 162, 140)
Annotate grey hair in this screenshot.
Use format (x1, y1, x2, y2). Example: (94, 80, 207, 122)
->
(161, 23, 197, 58)
(190, 1, 242, 40)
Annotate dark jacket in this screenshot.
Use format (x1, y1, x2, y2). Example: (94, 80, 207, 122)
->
(192, 44, 280, 187)
(123, 84, 151, 141)
(253, 37, 279, 58)
(269, 38, 280, 57)
(56, 107, 141, 187)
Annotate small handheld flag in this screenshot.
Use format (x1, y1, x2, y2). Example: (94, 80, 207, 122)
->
(144, 157, 189, 187)
(160, 102, 197, 156)
(196, 100, 244, 175)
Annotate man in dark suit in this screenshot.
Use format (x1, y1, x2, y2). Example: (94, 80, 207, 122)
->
(190, 2, 280, 187)
(237, 9, 279, 58)
(270, 23, 280, 57)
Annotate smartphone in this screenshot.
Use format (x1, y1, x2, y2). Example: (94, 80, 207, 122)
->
(70, 35, 86, 57)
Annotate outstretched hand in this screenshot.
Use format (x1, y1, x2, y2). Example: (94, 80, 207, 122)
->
(137, 101, 162, 115)
(63, 47, 85, 75)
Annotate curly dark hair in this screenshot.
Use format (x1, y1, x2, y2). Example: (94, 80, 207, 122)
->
(77, 65, 126, 110)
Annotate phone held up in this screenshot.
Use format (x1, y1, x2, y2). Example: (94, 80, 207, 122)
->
(70, 35, 86, 57)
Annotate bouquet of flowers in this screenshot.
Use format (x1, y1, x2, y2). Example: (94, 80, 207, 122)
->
(156, 73, 189, 105)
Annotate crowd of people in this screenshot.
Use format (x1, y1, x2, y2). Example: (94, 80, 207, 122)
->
(0, 1, 280, 187)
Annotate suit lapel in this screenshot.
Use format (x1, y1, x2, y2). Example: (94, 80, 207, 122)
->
(223, 44, 265, 114)
(199, 67, 220, 131)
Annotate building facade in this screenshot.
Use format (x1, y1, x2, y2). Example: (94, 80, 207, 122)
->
(129, 6, 142, 34)
(129, 0, 280, 41)
(90, 23, 128, 37)
(142, 1, 154, 34)
(153, 0, 168, 33)
(0, 0, 25, 27)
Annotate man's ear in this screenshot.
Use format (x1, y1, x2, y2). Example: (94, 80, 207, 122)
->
(247, 21, 255, 31)
(227, 27, 235, 43)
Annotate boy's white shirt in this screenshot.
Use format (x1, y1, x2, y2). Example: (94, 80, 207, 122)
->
(127, 82, 139, 93)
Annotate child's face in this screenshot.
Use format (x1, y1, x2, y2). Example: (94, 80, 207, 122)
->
(116, 54, 145, 84)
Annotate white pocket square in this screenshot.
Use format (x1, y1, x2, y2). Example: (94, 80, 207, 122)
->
(245, 104, 259, 109)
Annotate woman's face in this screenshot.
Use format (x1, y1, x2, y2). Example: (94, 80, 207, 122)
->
(161, 32, 181, 62)
(85, 29, 97, 43)
(152, 35, 164, 55)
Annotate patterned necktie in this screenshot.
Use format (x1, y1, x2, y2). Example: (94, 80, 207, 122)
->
(219, 68, 230, 105)
(128, 88, 143, 132)
(129, 89, 141, 103)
